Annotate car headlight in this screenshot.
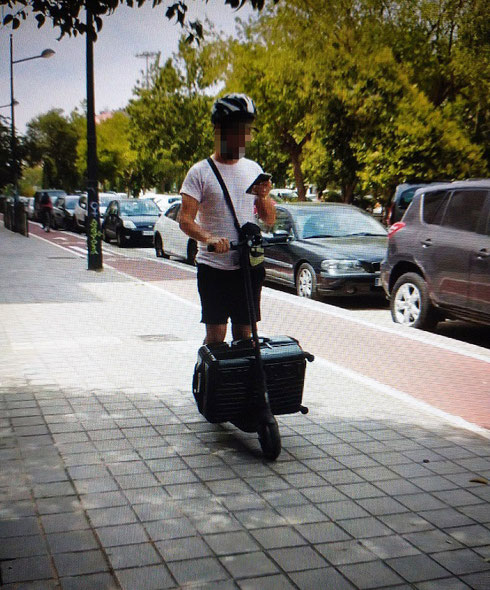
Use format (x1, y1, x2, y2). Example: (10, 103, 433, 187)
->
(321, 259, 365, 274)
(122, 219, 136, 229)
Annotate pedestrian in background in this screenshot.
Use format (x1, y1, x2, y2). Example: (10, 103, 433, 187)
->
(40, 192, 53, 232)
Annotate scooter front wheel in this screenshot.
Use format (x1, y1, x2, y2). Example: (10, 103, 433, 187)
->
(258, 418, 281, 460)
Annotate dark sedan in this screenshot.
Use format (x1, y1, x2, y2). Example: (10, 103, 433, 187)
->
(51, 195, 79, 230)
(259, 203, 388, 298)
(102, 199, 161, 247)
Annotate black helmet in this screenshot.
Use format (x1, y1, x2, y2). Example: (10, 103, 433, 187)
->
(211, 93, 257, 126)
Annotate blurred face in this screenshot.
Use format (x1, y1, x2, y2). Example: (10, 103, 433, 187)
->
(215, 121, 253, 160)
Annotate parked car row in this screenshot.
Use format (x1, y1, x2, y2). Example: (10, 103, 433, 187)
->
(25, 179, 489, 332)
(155, 181, 489, 332)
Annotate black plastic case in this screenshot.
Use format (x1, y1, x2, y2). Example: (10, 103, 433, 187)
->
(193, 337, 311, 423)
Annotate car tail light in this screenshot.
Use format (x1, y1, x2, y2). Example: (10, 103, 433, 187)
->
(387, 221, 406, 238)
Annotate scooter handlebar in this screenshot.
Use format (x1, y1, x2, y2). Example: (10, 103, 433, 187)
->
(207, 236, 288, 252)
(206, 242, 238, 253)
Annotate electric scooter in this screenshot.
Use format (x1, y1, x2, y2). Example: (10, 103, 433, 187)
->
(193, 224, 313, 460)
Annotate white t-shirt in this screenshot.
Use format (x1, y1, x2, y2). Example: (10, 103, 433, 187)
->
(180, 156, 262, 270)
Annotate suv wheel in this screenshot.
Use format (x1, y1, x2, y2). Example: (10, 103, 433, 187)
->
(391, 272, 439, 330)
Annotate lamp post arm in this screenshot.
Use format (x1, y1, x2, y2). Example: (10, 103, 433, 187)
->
(13, 55, 44, 64)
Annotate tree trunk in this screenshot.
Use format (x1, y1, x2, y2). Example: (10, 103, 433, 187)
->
(282, 132, 310, 201)
(290, 150, 306, 201)
(342, 183, 355, 204)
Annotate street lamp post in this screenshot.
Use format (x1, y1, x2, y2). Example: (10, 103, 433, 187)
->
(85, 5, 103, 271)
(9, 33, 54, 231)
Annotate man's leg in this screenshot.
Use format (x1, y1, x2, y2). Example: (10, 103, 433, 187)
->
(231, 323, 251, 341)
(204, 324, 227, 345)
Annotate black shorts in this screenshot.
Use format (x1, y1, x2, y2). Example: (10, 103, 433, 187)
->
(197, 264, 265, 325)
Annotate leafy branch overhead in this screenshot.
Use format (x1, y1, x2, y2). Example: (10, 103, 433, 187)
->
(0, 0, 277, 41)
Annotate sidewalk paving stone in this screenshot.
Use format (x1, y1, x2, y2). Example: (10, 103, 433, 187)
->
(339, 560, 406, 588)
(157, 536, 213, 561)
(115, 564, 175, 590)
(53, 549, 109, 576)
(0, 554, 54, 584)
(105, 542, 162, 568)
(46, 529, 99, 553)
(168, 556, 229, 586)
(60, 573, 120, 590)
(289, 567, 357, 590)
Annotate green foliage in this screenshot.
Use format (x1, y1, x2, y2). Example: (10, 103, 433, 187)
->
(358, 91, 487, 200)
(5, 0, 488, 203)
(77, 111, 136, 191)
(0, 1, 276, 42)
(18, 165, 42, 196)
(127, 37, 215, 192)
(222, 0, 489, 204)
(23, 109, 81, 191)
(223, 13, 316, 199)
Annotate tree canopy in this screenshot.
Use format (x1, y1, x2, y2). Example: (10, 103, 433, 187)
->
(24, 109, 82, 191)
(127, 37, 215, 192)
(8, 0, 489, 205)
(1, 0, 277, 42)
(222, 0, 488, 202)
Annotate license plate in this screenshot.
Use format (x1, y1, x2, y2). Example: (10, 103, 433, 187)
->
(142, 231, 153, 236)
(374, 277, 382, 287)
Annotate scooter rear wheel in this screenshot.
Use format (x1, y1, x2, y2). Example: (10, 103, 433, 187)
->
(258, 418, 281, 460)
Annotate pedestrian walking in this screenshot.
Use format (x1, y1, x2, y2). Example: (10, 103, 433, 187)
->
(179, 94, 276, 344)
(40, 192, 53, 232)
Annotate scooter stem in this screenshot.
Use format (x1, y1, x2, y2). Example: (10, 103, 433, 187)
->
(240, 242, 270, 409)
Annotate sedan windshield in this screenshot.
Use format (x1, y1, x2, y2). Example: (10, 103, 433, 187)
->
(293, 207, 387, 239)
(120, 200, 160, 216)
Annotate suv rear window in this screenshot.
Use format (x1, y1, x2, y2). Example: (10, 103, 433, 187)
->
(422, 190, 448, 225)
(442, 190, 488, 233)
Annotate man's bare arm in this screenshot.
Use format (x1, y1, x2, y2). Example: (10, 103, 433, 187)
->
(254, 180, 276, 226)
(179, 194, 230, 253)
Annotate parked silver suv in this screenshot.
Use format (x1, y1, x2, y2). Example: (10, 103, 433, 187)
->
(381, 180, 490, 330)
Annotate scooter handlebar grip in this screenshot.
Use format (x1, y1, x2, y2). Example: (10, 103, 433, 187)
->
(206, 242, 238, 252)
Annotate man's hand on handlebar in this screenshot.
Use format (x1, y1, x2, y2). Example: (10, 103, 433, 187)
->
(206, 236, 230, 253)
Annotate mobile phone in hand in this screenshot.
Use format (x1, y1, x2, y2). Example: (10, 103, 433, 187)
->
(246, 173, 272, 194)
